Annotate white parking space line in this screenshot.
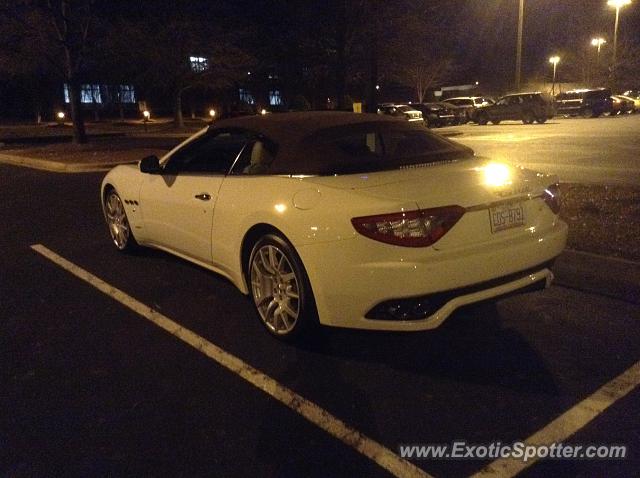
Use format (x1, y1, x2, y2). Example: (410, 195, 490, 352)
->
(471, 360, 640, 477)
(30, 244, 431, 478)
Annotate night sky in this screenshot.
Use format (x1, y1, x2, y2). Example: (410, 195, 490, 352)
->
(451, 0, 640, 86)
(95, 0, 639, 91)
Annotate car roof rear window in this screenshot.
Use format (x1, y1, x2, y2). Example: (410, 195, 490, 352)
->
(293, 122, 472, 175)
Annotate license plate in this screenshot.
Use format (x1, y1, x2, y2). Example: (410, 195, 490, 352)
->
(489, 202, 525, 233)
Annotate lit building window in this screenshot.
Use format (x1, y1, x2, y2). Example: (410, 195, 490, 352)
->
(118, 85, 136, 104)
(64, 84, 102, 103)
(81, 84, 102, 104)
(269, 90, 282, 106)
(190, 56, 208, 72)
(239, 88, 255, 105)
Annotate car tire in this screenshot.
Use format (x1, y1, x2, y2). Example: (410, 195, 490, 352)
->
(522, 111, 535, 124)
(477, 112, 489, 125)
(248, 234, 318, 341)
(491, 119, 501, 125)
(535, 116, 547, 124)
(581, 108, 593, 118)
(104, 189, 138, 252)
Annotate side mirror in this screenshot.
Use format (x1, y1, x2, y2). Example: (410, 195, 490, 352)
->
(140, 155, 161, 174)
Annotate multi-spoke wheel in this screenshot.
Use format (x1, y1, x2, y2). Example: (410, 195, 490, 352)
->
(248, 234, 316, 340)
(104, 189, 137, 252)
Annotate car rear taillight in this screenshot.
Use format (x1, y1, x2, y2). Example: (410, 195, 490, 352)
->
(543, 183, 561, 214)
(351, 206, 466, 247)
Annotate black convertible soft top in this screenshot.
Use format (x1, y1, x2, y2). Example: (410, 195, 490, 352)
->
(211, 111, 395, 143)
(209, 111, 472, 175)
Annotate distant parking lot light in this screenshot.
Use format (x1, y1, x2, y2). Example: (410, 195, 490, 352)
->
(549, 56, 560, 96)
(591, 37, 606, 64)
(57, 111, 65, 120)
(260, 108, 268, 115)
(375, 85, 380, 90)
(209, 109, 216, 118)
(607, 0, 631, 87)
(143, 110, 150, 121)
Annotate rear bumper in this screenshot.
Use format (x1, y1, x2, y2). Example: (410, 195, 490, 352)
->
(297, 219, 568, 331)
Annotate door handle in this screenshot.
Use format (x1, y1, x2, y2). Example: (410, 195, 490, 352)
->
(194, 193, 211, 201)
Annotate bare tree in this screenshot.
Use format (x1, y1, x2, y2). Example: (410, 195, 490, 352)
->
(109, 13, 252, 128)
(2, 0, 96, 143)
(408, 58, 454, 103)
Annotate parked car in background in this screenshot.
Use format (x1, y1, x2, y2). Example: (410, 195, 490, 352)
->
(441, 101, 469, 125)
(475, 92, 554, 125)
(611, 95, 635, 115)
(377, 104, 423, 123)
(623, 90, 640, 100)
(554, 88, 613, 118)
(445, 97, 494, 123)
(412, 102, 457, 127)
(616, 94, 640, 112)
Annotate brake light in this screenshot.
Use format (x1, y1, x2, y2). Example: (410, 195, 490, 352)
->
(351, 206, 466, 247)
(543, 183, 561, 214)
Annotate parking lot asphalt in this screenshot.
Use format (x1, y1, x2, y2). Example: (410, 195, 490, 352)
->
(450, 114, 640, 185)
(1, 164, 639, 477)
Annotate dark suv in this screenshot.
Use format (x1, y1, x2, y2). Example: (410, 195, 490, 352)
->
(554, 88, 613, 118)
(475, 92, 554, 125)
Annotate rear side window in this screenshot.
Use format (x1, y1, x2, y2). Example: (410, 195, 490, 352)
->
(585, 89, 611, 100)
(300, 123, 472, 175)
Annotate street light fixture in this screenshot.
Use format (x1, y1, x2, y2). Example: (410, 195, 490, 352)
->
(607, 0, 632, 87)
(549, 56, 560, 96)
(591, 37, 606, 54)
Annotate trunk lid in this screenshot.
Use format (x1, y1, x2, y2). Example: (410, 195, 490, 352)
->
(303, 158, 556, 250)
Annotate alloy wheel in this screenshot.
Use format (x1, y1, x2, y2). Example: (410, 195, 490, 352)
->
(250, 244, 301, 335)
(105, 191, 131, 250)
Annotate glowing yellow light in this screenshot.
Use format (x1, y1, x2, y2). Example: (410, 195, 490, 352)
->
(607, 0, 631, 8)
(209, 109, 216, 118)
(56, 111, 65, 119)
(591, 37, 606, 47)
(483, 162, 512, 187)
(143, 110, 150, 119)
(274, 203, 287, 213)
(261, 108, 268, 115)
(548, 56, 560, 65)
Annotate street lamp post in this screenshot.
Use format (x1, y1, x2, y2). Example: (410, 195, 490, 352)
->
(591, 37, 606, 63)
(515, 0, 524, 91)
(591, 37, 606, 84)
(549, 56, 560, 96)
(607, 0, 632, 88)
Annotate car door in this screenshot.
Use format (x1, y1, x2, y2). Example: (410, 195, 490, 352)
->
(139, 129, 253, 263)
(492, 97, 510, 119)
(505, 95, 523, 119)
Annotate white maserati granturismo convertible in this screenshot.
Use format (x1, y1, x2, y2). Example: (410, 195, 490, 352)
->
(101, 112, 567, 340)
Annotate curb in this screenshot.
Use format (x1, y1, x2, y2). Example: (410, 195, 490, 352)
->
(0, 153, 134, 173)
(553, 249, 640, 304)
